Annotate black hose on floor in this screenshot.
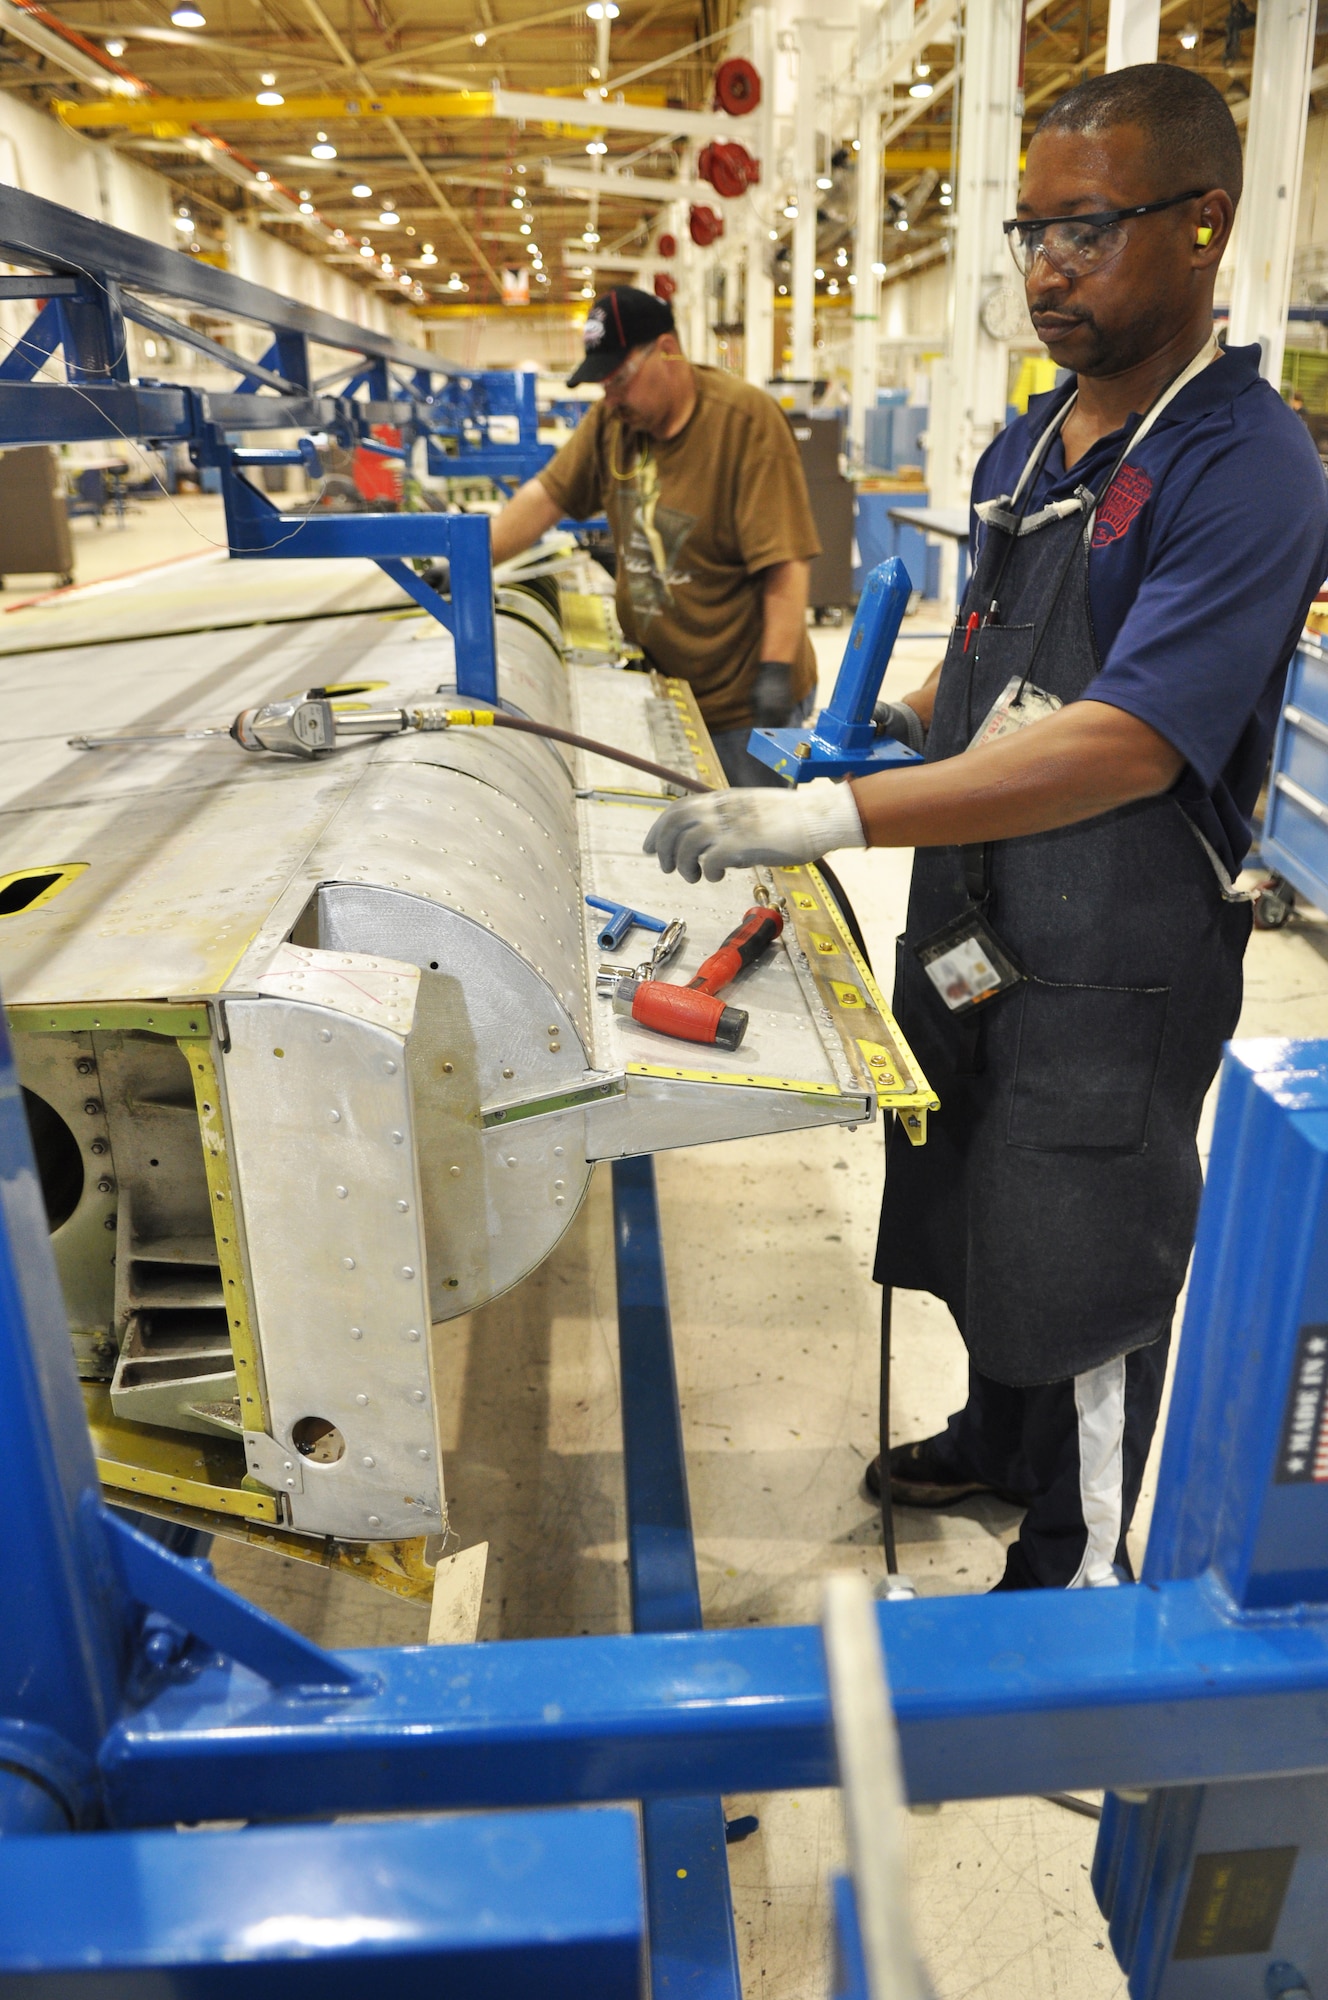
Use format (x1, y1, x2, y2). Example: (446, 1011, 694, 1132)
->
(879, 1285, 898, 1574)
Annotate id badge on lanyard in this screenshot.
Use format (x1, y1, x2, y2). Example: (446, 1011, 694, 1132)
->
(969, 675, 1062, 750)
(916, 907, 1024, 1014)
(913, 678, 1052, 1014)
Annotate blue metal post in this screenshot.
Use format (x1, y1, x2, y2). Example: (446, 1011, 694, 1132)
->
(612, 1156, 742, 1999)
(0, 1013, 129, 1828)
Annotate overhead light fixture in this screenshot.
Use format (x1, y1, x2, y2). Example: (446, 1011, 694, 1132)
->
(848, 273, 857, 284)
(583, 229, 599, 244)
(359, 242, 374, 257)
(257, 89, 283, 106)
(827, 279, 838, 293)
(143, 337, 157, 358)
(170, 3, 205, 25)
(816, 174, 833, 190)
(104, 36, 125, 56)
(908, 80, 933, 97)
(520, 222, 531, 235)
(768, 228, 777, 240)
(589, 64, 601, 78)
(298, 200, 314, 214)
(420, 247, 437, 265)
(255, 170, 270, 183)
(351, 183, 372, 199)
(939, 192, 952, 207)
(581, 283, 595, 296)
(311, 132, 337, 160)
(871, 260, 886, 276)
(378, 209, 400, 225)
(586, 139, 607, 155)
(473, 30, 486, 45)
(447, 273, 468, 290)
(940, 181, 951, 194)
(260, 70, 276, 84)
(512, 197, 524, 210)
(1179, 21, 1199, 46)
(173, 213, 194, 232)
(777, 283, 787, 295)
(783, 203, 798, 219)
(851, 139, 860, 151)
(586, 2, 619, 17)
(896, 216, 909, 231)
(915, 60, 930, 77)
(835, 248, 847, 265)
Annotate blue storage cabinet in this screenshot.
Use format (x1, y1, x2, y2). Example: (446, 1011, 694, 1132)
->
(854, 489, 941, 598)
(1260, 632, 1328, 914)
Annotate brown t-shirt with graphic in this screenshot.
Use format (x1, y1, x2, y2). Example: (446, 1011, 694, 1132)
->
(538, 365, 821, 733)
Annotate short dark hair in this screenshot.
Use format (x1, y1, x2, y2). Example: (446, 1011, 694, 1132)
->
(1033, 62, 1243, 206)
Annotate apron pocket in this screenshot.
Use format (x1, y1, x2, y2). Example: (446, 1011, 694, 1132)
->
(1007, 980, 1170, 1152)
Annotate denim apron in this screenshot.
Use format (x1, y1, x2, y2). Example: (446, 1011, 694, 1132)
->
(875, 349, 1251, 1385)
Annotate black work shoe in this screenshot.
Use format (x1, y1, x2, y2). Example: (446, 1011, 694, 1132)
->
(864, 1436, 1028, 1510)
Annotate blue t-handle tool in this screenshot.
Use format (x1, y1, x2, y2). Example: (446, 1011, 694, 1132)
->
(745, 556, 924, 784)
(586, 896, 670, 951)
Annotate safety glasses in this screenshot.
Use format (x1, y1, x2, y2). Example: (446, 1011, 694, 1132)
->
(603, 338, 661, 394)
(1003, 189, 1206, 278)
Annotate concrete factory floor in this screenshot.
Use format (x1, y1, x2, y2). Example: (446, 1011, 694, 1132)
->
(47, 510, 1327, 1997)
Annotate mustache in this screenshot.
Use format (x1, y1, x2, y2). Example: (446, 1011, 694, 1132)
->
(1029, 300, 1093, 329)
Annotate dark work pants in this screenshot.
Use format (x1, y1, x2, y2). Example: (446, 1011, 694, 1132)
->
(936, 1336, 1170, 1589)
(709, 693, 815, 788)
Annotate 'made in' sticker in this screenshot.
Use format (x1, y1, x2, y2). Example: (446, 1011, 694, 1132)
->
(1276, 1323, 1328, 1483)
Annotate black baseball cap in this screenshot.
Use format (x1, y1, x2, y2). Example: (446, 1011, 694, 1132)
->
(567, 285, 676, 386)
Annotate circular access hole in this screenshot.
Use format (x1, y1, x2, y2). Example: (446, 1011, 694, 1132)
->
(22, 1088, 84, 1232)
(291, 1415, 345, 1463)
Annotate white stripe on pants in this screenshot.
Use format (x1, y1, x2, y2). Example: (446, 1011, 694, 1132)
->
(1068, 1355, 1127, 1589)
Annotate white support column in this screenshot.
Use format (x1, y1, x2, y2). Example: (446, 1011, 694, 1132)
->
(744, 2, 776, 387)
(791, 22, 818, 382)
(928, 0, 1023, 518)
(1104, 0, 1159, 70)
(1227, 0, 1316, 387)
(850, 6, 882, 461)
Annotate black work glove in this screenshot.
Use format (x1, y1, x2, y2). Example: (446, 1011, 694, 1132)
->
(751, 659, 795, 728)
(872, 698, 926, 755)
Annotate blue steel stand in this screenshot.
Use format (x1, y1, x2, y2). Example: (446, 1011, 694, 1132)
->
(746, 556, 924, 784)
(613, 1157, 742, 1998)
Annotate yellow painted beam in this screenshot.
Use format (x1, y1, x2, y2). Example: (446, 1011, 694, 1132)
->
(55, 81, 672, 133)
(56, 88, 495, 130)
(882, 150, 955, 171)
(412, 299, 589, 319)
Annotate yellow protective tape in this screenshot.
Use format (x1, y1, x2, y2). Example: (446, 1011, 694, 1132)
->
(179, 1038, 267, 1430)
(627, 1061, 845, 1098)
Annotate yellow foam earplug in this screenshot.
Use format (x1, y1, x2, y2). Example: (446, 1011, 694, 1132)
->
(1196, 224, 1214, 246)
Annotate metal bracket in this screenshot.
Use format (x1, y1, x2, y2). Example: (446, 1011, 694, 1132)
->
(243, 1431, 304, 1495)
(747, 556, 925, 783)
(99, 1509, 368, 1694)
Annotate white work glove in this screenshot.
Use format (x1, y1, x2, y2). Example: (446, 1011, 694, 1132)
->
(643, 780, 866, 884)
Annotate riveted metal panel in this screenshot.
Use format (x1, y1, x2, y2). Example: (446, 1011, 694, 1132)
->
(318, 884, 593, 1318)
(223, 992, 441, 1542)
(305, 762, 588, 1051)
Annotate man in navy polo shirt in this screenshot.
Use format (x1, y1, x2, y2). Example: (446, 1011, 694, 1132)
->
(643, 65, 1328, 1590)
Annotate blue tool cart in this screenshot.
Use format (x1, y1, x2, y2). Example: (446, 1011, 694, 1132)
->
(1258, 626, 1328, 927)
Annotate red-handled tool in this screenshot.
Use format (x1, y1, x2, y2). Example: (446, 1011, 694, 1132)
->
(610, 906, 784, 1052)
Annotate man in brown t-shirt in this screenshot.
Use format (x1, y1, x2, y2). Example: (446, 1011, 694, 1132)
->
(488, 286, 822, 786)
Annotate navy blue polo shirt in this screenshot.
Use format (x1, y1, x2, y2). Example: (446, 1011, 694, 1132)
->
(969, 342, 1328, 875)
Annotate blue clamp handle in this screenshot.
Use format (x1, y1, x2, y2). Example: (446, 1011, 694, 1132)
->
(586, 896, 669, 951)
(746, 556, 924, 784)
